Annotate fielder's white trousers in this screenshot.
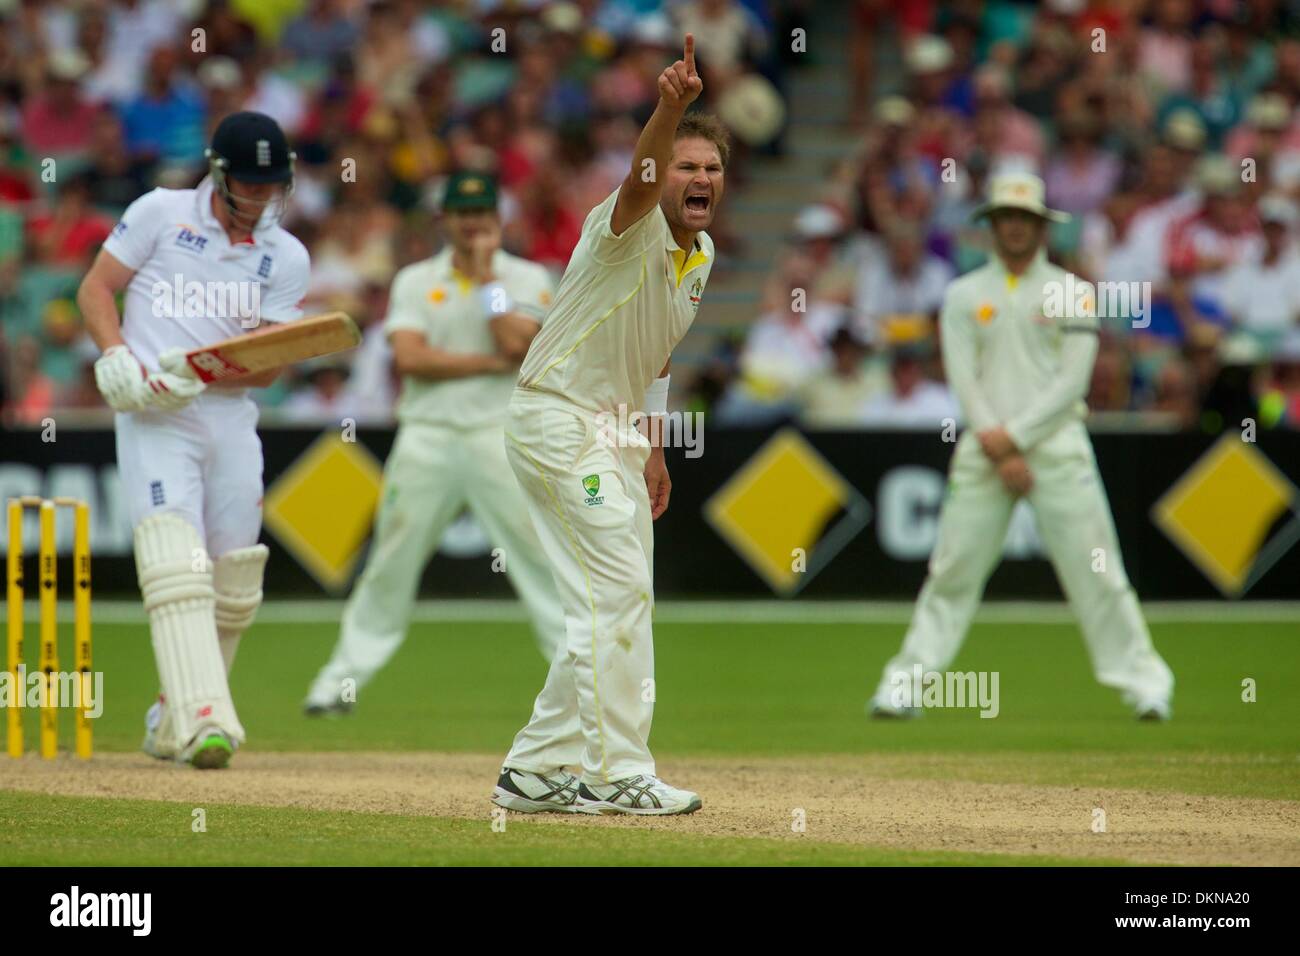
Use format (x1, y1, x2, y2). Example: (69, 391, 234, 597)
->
(874, 423, 1174, 708)
(307, 418, 565, 705)
(501, 390, 657, 785)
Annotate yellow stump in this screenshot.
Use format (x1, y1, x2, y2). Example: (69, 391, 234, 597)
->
(38, 501, 58, 759)
(5, 499, 22, 759)
(73, 501, 92, 760)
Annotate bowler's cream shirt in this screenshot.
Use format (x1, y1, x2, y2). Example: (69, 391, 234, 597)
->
(517, 188, 713, 415)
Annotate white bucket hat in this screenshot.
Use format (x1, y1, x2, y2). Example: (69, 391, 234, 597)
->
(972, 171, 1070, 223)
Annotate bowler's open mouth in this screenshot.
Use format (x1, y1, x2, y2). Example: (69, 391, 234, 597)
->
(685, 194, 710, 212)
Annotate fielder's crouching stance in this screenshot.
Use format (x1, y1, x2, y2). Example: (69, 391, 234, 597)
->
(491, 35, 720, 815)
(78, 112, 310, 768)
(869, 172, 1174, 721)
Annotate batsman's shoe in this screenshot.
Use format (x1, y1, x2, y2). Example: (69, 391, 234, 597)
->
(141, 699, 179, 761)
(491, 767, 581, 813)
(575, 775, 702, 816)
(184, 729, 236, 770)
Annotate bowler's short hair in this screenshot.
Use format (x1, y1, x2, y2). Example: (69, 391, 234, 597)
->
(675, 113, 731, 169)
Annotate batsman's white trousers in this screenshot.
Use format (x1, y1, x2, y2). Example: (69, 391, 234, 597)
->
(307, 418, 565, 705)
(115, 392, 264, 557)
(501, 389, 657, 785)
(874, 423, 1174, 707)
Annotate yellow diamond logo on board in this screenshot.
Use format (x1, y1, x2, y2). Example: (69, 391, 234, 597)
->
(705, 428, 870, 595)
(1152, 435, 1300, 596)
(264, 434, 384, 592)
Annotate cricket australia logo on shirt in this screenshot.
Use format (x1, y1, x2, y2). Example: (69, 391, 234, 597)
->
(582, 474, 604, 506)
(689, 276, 703, 313)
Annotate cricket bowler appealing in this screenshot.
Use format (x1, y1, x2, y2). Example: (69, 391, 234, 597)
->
(78, 112, 310, 768)
(303, 172, 566, 715)
(490, 35, 721, 815)
(869, 172, 1174, 721)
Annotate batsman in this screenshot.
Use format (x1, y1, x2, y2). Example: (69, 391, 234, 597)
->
(78, 112, 310, 768)
(869, 172, 1174, 721)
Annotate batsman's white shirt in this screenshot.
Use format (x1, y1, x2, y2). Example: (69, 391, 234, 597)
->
(305, 248, 567, 707)
(873, 250, 1173, 711)
(103, 177, 310, 552)
(502, 190, 713, 785)
(103, 176, 310, 375)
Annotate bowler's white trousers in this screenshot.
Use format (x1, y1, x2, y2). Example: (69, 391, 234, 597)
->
(307, 418, 565, 704)
(501, 389, 657, 785)
(874, 423, 1174, 708)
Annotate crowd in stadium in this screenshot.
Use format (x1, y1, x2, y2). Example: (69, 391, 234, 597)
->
(1, 0, 1298, 433)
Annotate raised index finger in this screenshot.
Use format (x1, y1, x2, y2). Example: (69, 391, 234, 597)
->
(684, 33, 695, 75)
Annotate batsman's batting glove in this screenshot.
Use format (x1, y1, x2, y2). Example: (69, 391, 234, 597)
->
(93, 345, 150, 412)
(146, 348, 207, 410)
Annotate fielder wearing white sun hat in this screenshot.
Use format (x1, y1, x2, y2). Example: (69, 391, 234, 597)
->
(972, 171, 1071, 223)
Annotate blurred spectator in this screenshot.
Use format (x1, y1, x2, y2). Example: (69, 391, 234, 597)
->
(852, 221, 952, 333)
(715, 250, 840, 426)
(1221, 195, 1300, 341)
(26, 173, 112, 269)
(798, 324, 884, 428)
(277, 359, 365, 424)
(6, 336, 54, 424)
(1223, 92, 1300, 195)
(281, 0, 360, 68)
(970, 64, 1044, 170)
(117, 47, 206, 168)
(81, 111, 157, 214)
(1044, 112, 1121, 218)
(858, 335, 959, 430)
(1161, 155, 1262, 339)
(20, 50, 98, 160)
(1156, 32, 1243, 150)
(673, 0, 769, 92)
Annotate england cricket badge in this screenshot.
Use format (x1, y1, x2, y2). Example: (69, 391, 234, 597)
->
(582, 474, 604, 506)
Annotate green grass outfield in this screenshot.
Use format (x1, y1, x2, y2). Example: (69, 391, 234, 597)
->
(3, 602, 1298, 865)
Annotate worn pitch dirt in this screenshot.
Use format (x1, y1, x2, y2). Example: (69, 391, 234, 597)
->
(4, 752, 1297, 865)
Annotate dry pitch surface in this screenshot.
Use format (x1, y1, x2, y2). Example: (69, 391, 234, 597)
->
(5, 751, 1298, 866)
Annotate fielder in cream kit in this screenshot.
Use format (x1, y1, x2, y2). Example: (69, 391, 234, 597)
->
(491, 35, 722, 816)
(303, 172, 566, 713)
(78, 112, 309, 768)
(869, 172, 1174, 720)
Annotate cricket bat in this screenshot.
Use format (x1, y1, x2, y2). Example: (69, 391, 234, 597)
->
(175, 312, 362, 383)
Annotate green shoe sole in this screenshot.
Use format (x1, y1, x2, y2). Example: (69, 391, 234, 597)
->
(190, 735, 234, 770)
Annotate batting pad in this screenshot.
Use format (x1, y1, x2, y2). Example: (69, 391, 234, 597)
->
(213, 544, 269, 672)
(134, 513, 246, 749)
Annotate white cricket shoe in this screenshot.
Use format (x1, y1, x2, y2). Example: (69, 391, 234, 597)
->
(491, 767, 581, 813)
(141, 698, 179, 761)
(575, 775, 702, 816)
